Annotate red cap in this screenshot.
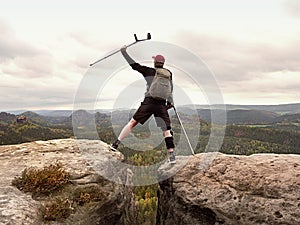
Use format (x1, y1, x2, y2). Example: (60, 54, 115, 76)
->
(152, 54, 165, 63)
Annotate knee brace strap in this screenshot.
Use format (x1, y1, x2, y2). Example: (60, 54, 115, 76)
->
(165, 136, 175, 149)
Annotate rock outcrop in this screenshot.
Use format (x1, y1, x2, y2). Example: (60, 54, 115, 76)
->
(2, 139, 299, 225)
(0, 138, 136, 225)
(157, 153, 300, 225)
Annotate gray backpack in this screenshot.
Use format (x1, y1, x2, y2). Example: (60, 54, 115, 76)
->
(149, 68, 172, 100)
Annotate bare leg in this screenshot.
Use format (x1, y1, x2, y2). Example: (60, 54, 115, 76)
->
(118, 118, 138, 141)
(164, 130, 172, 137)
(110, 118, 139, 151)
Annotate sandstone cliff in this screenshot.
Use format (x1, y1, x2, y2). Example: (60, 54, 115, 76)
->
(0, 139, 136, 225)
(156, 153, 300, 225)
(1, 139, 299, 225)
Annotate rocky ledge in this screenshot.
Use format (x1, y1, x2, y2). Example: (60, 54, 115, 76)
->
(156, 153, 300, 225)
(0, 138, 136, 225)
(1, 139, 299, 225)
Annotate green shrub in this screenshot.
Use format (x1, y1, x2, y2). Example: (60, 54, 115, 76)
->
(12, 163, 70, 195)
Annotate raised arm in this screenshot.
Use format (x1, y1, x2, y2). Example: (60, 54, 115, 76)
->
(120, 45, 135, 66)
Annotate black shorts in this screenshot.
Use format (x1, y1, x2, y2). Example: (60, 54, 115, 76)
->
(133, 101, 171, 131)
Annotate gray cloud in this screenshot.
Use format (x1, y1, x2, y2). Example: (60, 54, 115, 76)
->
(284, 0, 300, 18)
(0, 20, 78, 110)
(0, 21, 39, 60)
(67, 31, 110, 70)
(0, 82, 77, 111)
(173, 32, 300, 104)
(1, 20, 299, 111)
(176, 33, 300, 82)
(0, 20, 54, 77)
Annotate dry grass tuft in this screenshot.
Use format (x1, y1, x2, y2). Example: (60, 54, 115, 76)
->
(12, 163, 70, 195)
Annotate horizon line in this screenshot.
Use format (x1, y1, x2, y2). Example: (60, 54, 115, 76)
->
(2, 102, 300, 114)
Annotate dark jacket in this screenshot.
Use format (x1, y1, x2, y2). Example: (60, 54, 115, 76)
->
(121, 50, 174, 105)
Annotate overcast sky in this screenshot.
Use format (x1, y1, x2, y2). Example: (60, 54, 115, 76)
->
(1, 0, 300, 111)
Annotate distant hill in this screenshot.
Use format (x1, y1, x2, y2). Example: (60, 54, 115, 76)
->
(0, 111, 73, 145)
(6, 103, 299, 118)
(36, 110, 73, 117)
(1, 109, 299, 153)
(272, 113, 300, 124)
(0, 112, 16, 125)
(3, 104, 300, 127)
(227, 110, 278, 124)
(30, 109, 111, 117)
(21, 111, 69, 126)
(192, 103, 300, 114)
(195, 108, 300, 125)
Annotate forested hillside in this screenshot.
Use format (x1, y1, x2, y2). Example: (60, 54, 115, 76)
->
(0, 112, 72, 145)
(1, 109, 300, 154)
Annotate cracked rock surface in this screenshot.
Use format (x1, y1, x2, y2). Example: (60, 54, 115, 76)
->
(157, 153, 300, 225)
(0, 139, 135, 225)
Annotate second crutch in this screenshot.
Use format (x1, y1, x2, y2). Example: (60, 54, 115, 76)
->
(173, 106, 195, 155)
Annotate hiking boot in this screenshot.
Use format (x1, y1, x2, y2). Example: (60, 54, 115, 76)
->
(168, 151, 176, 164)
(109, 140, 120, 151)
(109, 143, 118, 151)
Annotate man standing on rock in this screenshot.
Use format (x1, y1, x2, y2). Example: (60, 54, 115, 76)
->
(109, 45, 176, 164)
